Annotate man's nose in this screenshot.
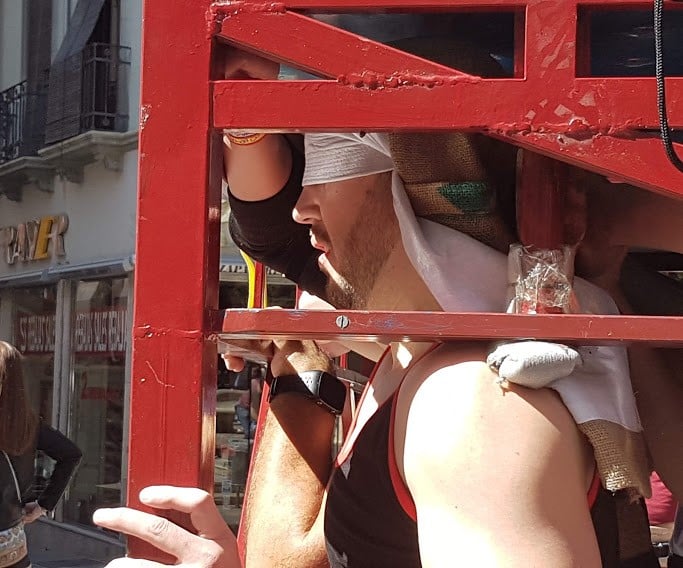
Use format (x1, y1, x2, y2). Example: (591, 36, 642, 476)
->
(292, 185, 320, 225)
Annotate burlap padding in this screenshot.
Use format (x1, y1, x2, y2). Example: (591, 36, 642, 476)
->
(614, 494, 657, 562)
(385, 37, 518, 253)
(579, 419, 651, 498)
(388, 132, 517, 252)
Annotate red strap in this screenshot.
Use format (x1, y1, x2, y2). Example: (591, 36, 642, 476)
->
(386, 345, 441, 522)
(587, 467, 601, 509)
(388, 388, 418, 521)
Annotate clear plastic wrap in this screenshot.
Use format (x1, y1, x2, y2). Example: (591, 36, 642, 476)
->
(507, 244, 577, 315)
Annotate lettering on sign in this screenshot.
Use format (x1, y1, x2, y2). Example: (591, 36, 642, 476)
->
(73, 308, 128, 354)
(221, 263, 284, 277)
(16, 307, 128, 354)
(16, 314, 56, 353)
(0, 214, 68, 265)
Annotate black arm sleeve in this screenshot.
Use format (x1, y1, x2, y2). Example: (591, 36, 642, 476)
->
(228, 139, 327, 300)
(36, 424, 82, 511)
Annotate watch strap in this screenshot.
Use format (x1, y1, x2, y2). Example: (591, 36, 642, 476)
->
(268, 371, 345, 415)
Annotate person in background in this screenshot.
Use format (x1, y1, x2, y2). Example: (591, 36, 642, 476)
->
(647, 472, 678, 532)
(0, 341, 82, 568)
(233, 365, 263, 439)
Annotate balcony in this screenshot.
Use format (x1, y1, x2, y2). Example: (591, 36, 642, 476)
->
(0, 43, 135, 200)
(45, 43, 131, 143)
(0, 80, 46, 165)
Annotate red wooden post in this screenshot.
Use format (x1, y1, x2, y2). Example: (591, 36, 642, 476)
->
(131, 1, 683, 561)
(129, 0, 220, 559)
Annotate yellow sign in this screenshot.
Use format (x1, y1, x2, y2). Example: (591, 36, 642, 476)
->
(0, 214, 68, 265)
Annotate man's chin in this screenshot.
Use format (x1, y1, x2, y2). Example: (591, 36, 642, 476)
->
(325, 282, 363, 311)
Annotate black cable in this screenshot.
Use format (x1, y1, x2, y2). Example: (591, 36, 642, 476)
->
(654, 0, 683, 172)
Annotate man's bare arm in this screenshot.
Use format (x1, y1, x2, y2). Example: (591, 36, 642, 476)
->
(240, 341, 336, 568)
(398, 347, 599, 567)
(217, 44, 292, 203)
(628, 346, 683, 502)
(223, 134, 293, 202)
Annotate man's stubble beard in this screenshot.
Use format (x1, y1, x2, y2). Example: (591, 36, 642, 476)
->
(325, 184, 398, 311)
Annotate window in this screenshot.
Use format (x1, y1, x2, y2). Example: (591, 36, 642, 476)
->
(12, 285, 57, 421)
(62, 276, 129, 526)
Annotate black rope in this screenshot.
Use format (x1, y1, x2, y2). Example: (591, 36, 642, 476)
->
(654, 0, 683, 172)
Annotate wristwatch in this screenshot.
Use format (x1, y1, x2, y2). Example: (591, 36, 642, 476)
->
(268, 371, 346, 415)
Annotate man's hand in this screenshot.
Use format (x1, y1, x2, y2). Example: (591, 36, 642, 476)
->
(221, 339, 333, 376)
(214, 43, 279, 81)
(23, 501, 46, 523)
(270, 340, 334, 376)
(93, 486, 240, 568)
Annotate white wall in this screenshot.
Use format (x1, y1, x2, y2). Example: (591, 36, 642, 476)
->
(0, 0, 26, 91)
(0, 149, 139, 278)
(120, 0, 142, 131)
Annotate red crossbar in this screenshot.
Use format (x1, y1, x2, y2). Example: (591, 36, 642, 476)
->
(213, 1, 683, 198)
(132, 0, 683, 561)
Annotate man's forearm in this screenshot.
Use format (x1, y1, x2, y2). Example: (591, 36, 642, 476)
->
(224, 134, 293, 202)
(242, 394, 335, 568)
(628, 346, 683, 502)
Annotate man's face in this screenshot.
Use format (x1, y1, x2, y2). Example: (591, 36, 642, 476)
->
(293, 172, 399, 309)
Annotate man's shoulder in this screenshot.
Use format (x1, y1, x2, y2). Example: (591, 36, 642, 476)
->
(411, 341, 491, 379)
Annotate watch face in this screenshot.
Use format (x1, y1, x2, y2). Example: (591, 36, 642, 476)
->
(320, 374, 347, 411)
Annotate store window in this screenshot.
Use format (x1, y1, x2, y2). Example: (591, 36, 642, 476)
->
(13, 285, 57, 422)
(63, 277, 129, 526)
(12, 286, 59, 501)
(215, 278, 295, 532)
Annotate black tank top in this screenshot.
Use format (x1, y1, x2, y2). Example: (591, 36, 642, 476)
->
(325, 395, 420, 568)
(324, 392, 624, 568)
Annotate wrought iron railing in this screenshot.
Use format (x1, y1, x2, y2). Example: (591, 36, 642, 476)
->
(44, 42, 131, 145)
(0, 43, 132, 161)
(80, 43, 131, 133)
(0, 80, 47, 165)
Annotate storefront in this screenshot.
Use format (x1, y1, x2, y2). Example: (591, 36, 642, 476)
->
(0, 144, 139, 556)
(0, 174, 298, 547)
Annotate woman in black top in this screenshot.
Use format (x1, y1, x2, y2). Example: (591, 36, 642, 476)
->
(0, 341, 82, 568)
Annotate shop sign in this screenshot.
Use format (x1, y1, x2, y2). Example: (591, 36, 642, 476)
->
(73, 308, 128, 354)
(15, 314, 56, 353)
(221, 263, 284, 277)
(0, 214, 68, 265)
(16, 307, 128, 354)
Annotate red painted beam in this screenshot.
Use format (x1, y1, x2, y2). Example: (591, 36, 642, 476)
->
(226, 0, 683, 8)
(212, 309, 683, 347)
(217, 10, 473, 79)
(131, 0, 219, 560)
(212, 78, 683, 132)
(502, 134, 683, 200)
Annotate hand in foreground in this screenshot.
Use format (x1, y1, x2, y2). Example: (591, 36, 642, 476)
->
(23, 501, 46, 523)
(221, 339, 333, 377)
(93, 486, 240, 568)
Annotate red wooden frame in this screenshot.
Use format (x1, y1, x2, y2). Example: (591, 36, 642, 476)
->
(133, 0, 683, 560)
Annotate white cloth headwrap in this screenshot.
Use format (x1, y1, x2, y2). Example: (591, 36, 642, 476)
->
(303, 132, 641, 434)
(302, 134, 394, 186)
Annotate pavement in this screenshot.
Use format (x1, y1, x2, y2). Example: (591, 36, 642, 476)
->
(25, 520, 123, 568)
(32, 559, 108, 568)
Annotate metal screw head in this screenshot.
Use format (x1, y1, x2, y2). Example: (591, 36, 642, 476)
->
(335, 315, 350, 329)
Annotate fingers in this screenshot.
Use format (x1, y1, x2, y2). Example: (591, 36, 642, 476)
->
(138, 486, 234, 542)
(220, 338, 274, 371)
(93, 507, 198, 560)
(223, 355, 245, 372)
(217, 46, 279, 81)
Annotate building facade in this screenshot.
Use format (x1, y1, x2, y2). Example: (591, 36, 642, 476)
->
(0, 0, 296, 561)
(0, 0, 139, 559)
